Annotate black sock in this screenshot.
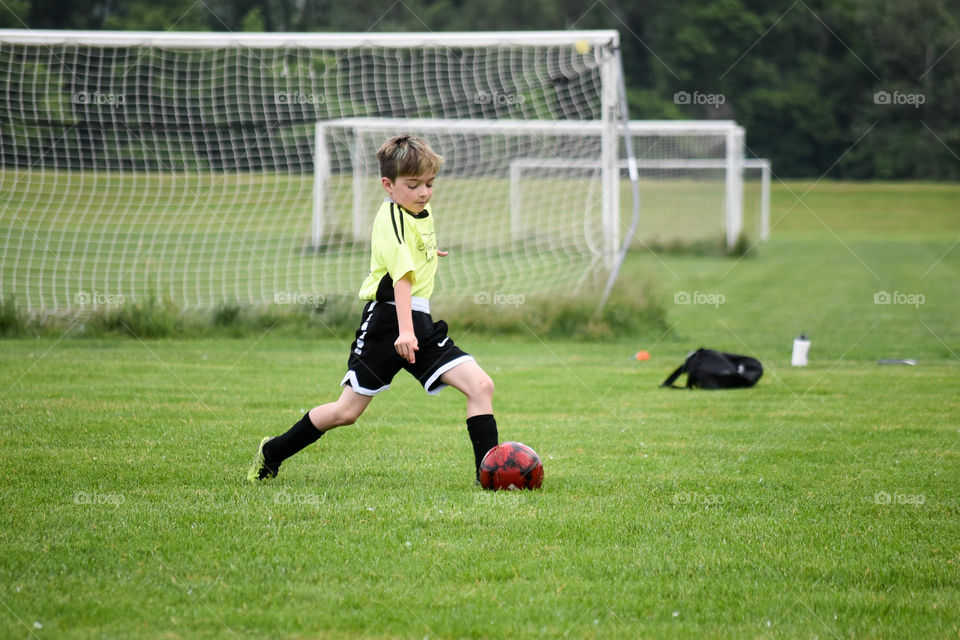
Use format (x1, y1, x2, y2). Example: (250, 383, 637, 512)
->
(466, 414, 499, 480)
(264, 412, 323, 465)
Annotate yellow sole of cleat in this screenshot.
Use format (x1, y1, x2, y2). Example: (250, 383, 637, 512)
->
(247, 436, 275, 483)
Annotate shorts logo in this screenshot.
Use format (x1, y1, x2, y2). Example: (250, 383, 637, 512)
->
(438, 337, 450, 347)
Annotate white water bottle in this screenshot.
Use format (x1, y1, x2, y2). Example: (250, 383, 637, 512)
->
(791, 334, 810, 366)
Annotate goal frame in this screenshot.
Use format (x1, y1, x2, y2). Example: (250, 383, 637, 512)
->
(0, 28, 620, 49)
(505, 121, 768, 247)
(315, 119, 762, 256)
(312, 117, 624, 265)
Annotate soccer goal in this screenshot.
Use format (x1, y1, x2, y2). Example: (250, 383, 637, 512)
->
(312, 117, 626, 300)
(511, 154, 771, 248)
(0, 29, 626, 315)
(505, 120, 756, 249)
(317, 119, 769, 260)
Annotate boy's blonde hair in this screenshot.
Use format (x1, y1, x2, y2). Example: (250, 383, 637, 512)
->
(377, 135, 444, 181)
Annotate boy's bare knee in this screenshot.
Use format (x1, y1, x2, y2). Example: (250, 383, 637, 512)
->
(322, 399, 365, 427)
(476, 372, 494, 399)
(336, 405, 363, 426)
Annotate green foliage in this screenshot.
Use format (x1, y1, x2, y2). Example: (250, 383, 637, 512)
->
(244, 294, 360, 339)
(1, 289, 664, 342)
(643, 237, 731, 257)
(446, 276, 667, 340)
(728, 231, 753, 258)
(72, 295, 363, 340)
(87, 293, 182, 338)
(212, 302, 243, 328)
(0, 295, 26, 336)
(240, 6, 265, 31)
(98, 0, 211, 30)
(18, 290, 665, 342)
(0, 0, 29, 27)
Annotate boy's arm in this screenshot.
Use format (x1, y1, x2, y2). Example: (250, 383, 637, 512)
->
(393, 272, 418, 364)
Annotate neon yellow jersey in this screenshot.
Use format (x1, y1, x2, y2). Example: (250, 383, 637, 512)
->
(358, 199, 439, 302)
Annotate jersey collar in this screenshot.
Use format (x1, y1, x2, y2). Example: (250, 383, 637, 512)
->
(390, 199, 430, 219)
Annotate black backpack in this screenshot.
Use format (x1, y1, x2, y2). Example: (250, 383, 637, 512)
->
(660, 348, 763, 389)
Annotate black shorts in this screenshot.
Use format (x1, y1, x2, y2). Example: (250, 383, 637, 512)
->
(341, 301, 474, 396)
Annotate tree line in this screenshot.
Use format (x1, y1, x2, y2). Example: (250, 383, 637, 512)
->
(4, 0, 959, 179)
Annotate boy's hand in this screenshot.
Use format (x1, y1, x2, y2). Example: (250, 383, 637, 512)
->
(395, 331, 419, 364)
(437, 249, 449, 258)
(392, 272, 417, 363)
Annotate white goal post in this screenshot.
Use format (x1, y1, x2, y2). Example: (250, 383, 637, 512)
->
(746, 158, 772, 242)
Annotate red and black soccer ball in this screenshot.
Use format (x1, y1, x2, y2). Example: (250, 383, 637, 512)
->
(479, 442, 544, 491)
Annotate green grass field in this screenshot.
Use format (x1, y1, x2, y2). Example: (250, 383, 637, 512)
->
(1, 181, 958, 638)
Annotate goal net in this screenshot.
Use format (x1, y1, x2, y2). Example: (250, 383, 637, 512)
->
(0, 29, 623, 316)
(320, 119, 767, 272)
(621, 121, 744, 249)
(313, 118, 623, 302)
(507, 121, 767, 250)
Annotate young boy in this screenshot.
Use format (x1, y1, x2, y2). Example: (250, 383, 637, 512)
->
(248, 135, 499, 484)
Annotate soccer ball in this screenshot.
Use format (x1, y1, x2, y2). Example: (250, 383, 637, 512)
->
(479, 442, 544, 491)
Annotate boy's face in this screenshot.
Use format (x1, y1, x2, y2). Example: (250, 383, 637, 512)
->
(382, 173, 435, 214)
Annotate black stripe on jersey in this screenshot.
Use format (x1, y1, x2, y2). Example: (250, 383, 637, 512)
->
(389, 202, 404, 244)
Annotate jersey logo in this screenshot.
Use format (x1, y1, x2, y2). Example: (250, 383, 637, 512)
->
(438, 337, 450, 347)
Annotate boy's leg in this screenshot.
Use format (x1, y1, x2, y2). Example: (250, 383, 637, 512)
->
(248, 387, 372, 482)
(439, 359, 494, 417)
(439, 360, 498, 480)
(306, 386, 374, 433)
